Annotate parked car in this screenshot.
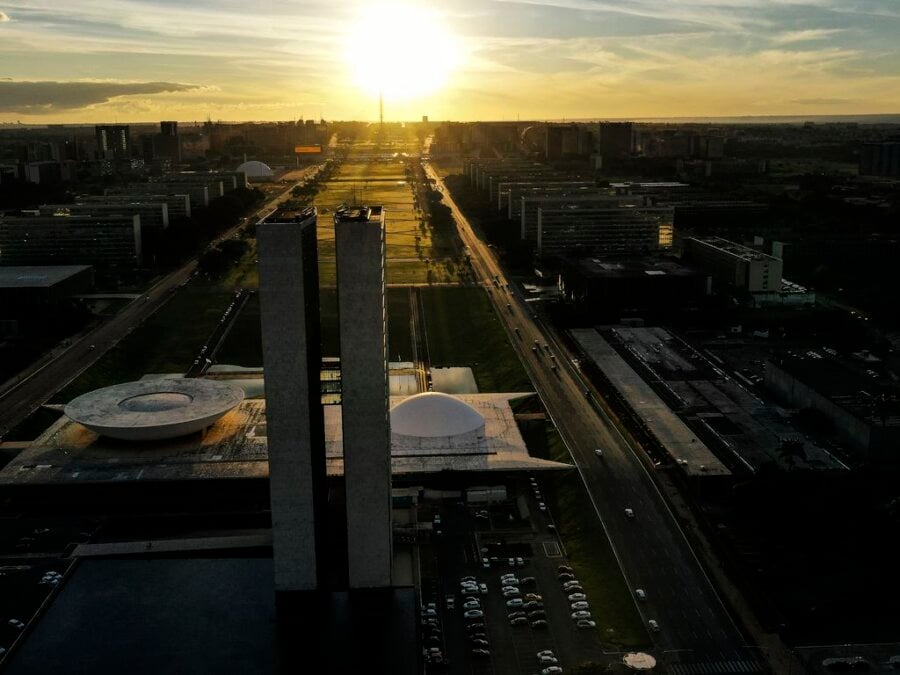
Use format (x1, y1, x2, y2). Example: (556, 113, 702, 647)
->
(502, 590, 521, 598)
(464, 609, 484, 619)
(542, 666, 563, 674)
(463, 600, 481, 610)
(471, 648, 491, 658)
(470, 639, 489, 648)
(568, 593, 586, 602)
(562, 584, 583, 594)
(538, 655, 559, 665)
(524, 593, 542, 602)
(635, 588, 646, 601)
(507, 611, 526, 619)
(523, 601, 543, 611)
(648, 619, 660, 632)
(479, 583, 488, 595)
(571, 601, 590, 611)
(624, 508, 635, 519)
(506, 598, 524, 608)
(528, 611, 547, 620)
(576, 619, 597, 629)
(509, 616, 528, 626)
(562, 579, 581, 589)
(520, 576, 537, 587)
(537, 650, 555, 658)
(530, 619, 548, 629)
(557, 565, 573, 573)
(571, 610, 592, 620)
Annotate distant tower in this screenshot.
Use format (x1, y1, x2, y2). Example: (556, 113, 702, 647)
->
(257, 207, 329, 593)
(334, 205, 392, 589)
(379, 91, 384, 127)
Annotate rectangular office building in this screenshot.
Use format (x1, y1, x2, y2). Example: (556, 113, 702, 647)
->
(683, 236, 783, 293)
(536, 206, 672, 258)
(0, 214, 141, 267)
(334, 206, 392, 589)
(40, 202, 169, 229)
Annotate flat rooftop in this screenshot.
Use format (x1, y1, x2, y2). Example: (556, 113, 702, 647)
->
(333, 205, 383, 223)
(688, 236, 779, 263)
(0, 265, 92, 288)
(0, 393, 568, 487)
(3, 558, 417, 675)
(568, 257, 706, 280)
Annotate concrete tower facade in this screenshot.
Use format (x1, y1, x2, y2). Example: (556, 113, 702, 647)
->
(257, 207, 328, 592)
(334, 206, 393, 588)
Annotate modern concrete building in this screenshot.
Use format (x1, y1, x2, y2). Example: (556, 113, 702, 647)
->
(0, 265, 94, 310)
(257, 207, 328, 592)
(90, 192, 192, 220)
(0, 214, 142, 267)
(683, 236, 782, 293)
(520, 193, 638, 242)
(95, 125, 132, 160)
(107, 182, 208, 209)
(334, 205, 392, 589)
(39, 202, 169, 229)
(859, 141, 900, 177)
(535, 206, 672, 258)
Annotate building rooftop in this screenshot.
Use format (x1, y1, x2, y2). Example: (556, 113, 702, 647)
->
(568, 257, 706, 280)
(0, 265, 92, 289)
(688, 236, 780, 263)
(333, 205, 383, 223)
(0, 389, 567, 487)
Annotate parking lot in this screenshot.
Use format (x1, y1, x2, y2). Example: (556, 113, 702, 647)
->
(420, 476, 610, 674)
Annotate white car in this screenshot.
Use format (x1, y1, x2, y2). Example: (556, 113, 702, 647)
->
(595, 448, 603, 457)
(501, 585, 519, 593)
(562, 580, 581, 589)
(567, 593, 586, 602)
(464, 609, 484, 619)
(500, 577, 519, 586)
(538, 655, 559, 665)
(506, 598, 524, 608)
(479, 583, 488, 595)
(536, 650, 555, 658)
(576, 619, 596, 629)
(571, 610, 592, 620)
(571, 601, 590, 611)
(463, 600, 481, 610)
(542, 668, 564, 675)
(648, 619, 660, 632)
(502, 590, 521, 598)
(635, 588, 646, 601)
(624, 508, 635, 519)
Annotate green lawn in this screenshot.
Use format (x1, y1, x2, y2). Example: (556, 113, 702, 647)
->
(420, 286, 530, 392)
(386, 288, 413, 363)
(51, 286, 234, 403)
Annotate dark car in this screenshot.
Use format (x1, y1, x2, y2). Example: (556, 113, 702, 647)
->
(471, 648, 491, 658)
(530, 619, 548, 628)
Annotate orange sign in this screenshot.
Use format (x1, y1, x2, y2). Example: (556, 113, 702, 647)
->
(294, 145, 322, 154)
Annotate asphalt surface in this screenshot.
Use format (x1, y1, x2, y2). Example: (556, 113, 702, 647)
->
(425, 163, 766, 673)
(0, 169, 319, 439)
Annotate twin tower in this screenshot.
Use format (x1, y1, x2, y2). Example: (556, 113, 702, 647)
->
(258, 205, 392, 593)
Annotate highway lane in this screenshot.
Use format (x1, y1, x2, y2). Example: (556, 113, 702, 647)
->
(424, 163, 764, 670)
(0, 168, 320, 438)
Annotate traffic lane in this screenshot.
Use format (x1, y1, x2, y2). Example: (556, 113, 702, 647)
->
(428, 165, 743, 651)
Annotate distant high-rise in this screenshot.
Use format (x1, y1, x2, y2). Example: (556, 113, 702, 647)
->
(334, 205, 392, 589)
(598, 121, 634, 159)
(160, 121, 178, 137)
(257, 207, 329, 593)
(95, 124, 132, 160)
(860, 142, 900, 177)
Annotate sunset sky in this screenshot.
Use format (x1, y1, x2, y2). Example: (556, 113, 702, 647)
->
(1, 0, 899, 123)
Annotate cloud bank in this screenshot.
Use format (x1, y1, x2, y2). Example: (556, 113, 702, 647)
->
(0, 80, 202, 113)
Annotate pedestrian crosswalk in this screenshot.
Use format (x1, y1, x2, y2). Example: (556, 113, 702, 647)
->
(669, 660, 765, 674)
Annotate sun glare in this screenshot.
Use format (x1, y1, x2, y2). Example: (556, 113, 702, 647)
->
(344, 3, 461, 101)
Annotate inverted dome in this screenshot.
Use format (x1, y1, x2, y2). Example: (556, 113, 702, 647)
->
(390, 392, 484, 438)
(235, 160, 273, 178)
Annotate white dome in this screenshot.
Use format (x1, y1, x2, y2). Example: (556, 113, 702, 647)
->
(390, 392, 485, 438)
(235, 160, 273, 178)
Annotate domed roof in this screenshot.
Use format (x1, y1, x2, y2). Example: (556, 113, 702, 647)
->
(390, 392, 485, 438)
(236, 160, 273, 178)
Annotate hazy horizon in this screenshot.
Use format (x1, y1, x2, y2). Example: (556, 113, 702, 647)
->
(2, 0, 900, 124)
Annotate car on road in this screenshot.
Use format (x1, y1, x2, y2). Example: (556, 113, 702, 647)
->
(463, 609, 484, 619)
(479, 583, 488, 595)
(635, 588, 646, 601)
(571, 601, 590, 611)
(88, 344, 96, 351)
(624, 508, 635, 519)
(648, 619, 660, 632)
(576, 619, 596, 629)
(567, 593, 586, 602)
(445, 595, 455, 609)
(595, 448, 603, 457)
(571, 610, 592, 620)
(538, 502, 547, 512)
(506, 598, 524, 608)
(8, 619, 25, 630)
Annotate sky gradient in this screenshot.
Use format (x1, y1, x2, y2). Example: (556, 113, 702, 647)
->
(1, 0, 899, 123)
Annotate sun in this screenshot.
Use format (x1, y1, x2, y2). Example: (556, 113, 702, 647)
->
(344, 2, 462, 101)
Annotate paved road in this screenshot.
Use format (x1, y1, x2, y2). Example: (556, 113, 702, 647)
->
(425, 163, 766, 672)
(0, 169, 319, 439)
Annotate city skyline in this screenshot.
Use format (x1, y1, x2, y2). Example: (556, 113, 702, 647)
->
(1, 0, 900, 123)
